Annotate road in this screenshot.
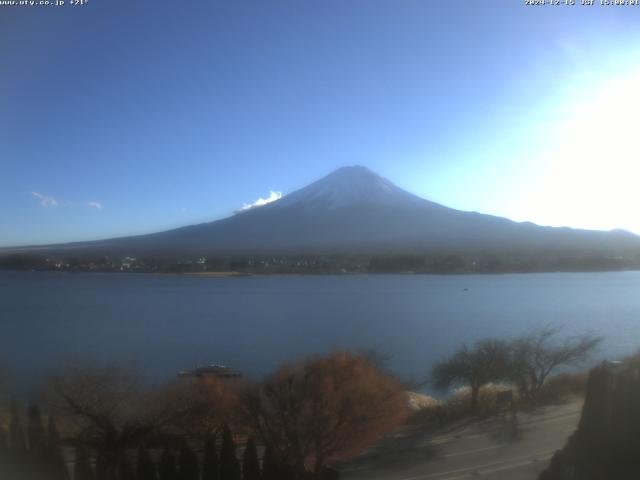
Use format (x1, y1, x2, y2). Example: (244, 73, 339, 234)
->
(341, 400, 582, 480)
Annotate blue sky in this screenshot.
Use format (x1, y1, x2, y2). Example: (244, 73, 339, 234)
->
(2, 1, 640, 246)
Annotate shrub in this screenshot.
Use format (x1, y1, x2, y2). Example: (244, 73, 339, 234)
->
(244, 351, 407, 476)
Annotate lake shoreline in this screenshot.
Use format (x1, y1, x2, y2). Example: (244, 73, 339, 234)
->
(4, 268, 640, 278)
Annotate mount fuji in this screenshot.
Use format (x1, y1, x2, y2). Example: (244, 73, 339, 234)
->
(6, 166, 640, 257)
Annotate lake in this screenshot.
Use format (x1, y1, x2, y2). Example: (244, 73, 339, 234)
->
(1, 270, 639, 392)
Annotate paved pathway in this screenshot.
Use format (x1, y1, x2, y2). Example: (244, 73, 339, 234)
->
(341, 400, 582, 480)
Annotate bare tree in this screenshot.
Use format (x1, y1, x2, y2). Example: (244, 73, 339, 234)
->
(167, 375, 241, 437)
(431, 339, 510, 413)
(508, 327, 601, 399)
(46, 364, 190, 477)
(244, 351, 407, 479)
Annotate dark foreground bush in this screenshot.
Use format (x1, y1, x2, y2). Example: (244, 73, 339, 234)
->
(539, 361, 640, 480)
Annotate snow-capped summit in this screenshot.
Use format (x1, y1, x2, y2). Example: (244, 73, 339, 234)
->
(272, 165, 424, 211)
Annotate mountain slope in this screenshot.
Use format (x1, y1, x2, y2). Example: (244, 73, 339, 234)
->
(5, 166, 640, 257)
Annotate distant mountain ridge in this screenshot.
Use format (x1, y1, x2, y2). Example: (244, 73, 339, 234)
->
(4, 166, 640, 258)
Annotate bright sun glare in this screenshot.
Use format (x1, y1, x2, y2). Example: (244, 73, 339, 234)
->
(530, 69, 640, 234)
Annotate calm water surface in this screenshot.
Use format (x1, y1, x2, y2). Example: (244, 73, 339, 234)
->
(1, 271, 639, 390)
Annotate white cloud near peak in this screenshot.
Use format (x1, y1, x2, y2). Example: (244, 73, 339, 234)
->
(31, 191, 59, 207)
(88, 201, 103, 209)
(240, 190, 283, 211)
